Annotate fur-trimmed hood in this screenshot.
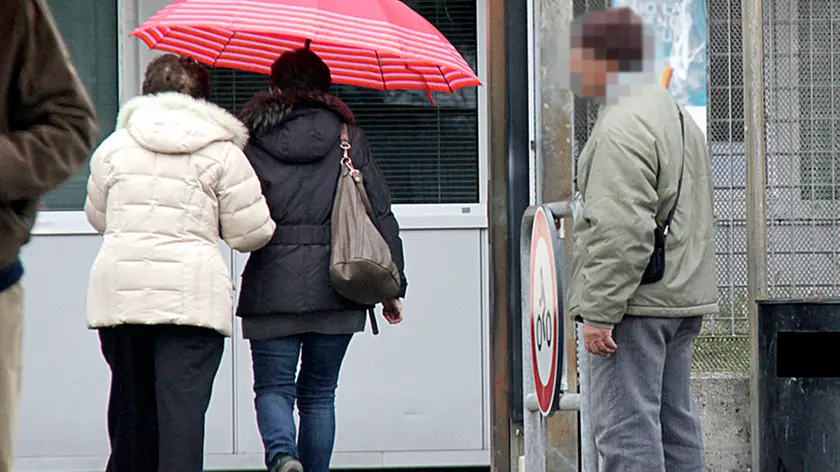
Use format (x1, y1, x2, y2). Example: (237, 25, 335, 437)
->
(239, 91, 357, 165)
(116, 92, 248, 154)
(239, 90, 356, 134)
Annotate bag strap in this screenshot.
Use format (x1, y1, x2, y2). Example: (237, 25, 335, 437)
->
(341, 125, 387, 334)
(340, 124, 351, 148)
(340, 125, 382, 231)
(368, 308, 379, 335)
(663, 107, 686, 236)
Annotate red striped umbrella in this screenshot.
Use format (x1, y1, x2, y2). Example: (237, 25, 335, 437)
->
(132, 0, 481, 94)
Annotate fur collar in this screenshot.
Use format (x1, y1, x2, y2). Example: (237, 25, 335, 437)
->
(239, 90, 356, 134)
(116, 92, 249, 149)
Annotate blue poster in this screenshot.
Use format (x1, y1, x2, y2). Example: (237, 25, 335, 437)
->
(612, 0, 708, 108)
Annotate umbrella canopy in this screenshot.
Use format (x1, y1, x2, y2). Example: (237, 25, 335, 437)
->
(132, 0, 481, 93)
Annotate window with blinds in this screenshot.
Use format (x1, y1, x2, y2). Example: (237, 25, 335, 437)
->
(42, 0, 119, 211)
(208, 0, 479, 205)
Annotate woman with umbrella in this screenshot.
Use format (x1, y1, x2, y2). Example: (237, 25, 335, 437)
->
(130, 4, 480, 470)
(235, 48, 408, 472)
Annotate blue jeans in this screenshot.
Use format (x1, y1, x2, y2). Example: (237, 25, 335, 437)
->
(250, 333, 353, 472)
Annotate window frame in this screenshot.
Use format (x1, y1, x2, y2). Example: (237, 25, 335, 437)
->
(35, 0, 489, 235)
(36, 0, 120, 212)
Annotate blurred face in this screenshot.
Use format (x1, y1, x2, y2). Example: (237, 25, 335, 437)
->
(569, 47, 618, 98)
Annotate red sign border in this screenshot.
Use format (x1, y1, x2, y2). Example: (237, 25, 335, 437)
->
(529, 206, 560, 416)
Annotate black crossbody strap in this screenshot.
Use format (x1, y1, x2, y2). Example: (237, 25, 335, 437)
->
(663, 107, 686, 235)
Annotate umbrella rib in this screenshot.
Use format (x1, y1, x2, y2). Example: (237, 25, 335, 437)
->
(438, 66, 454, 94)
(214, 30, 237, 69)
(375, 51, 387, 91)
(216, 1, 241, 68)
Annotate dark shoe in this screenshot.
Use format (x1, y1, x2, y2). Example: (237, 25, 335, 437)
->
(270, 454, 303, 472)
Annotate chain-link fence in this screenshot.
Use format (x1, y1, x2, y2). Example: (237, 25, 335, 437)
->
(763, 0, 840, 301)
(687, 0, 840, 372)
(569, 0, 753, 373)
(570, 0, 840, 373)
(699, 0, 751, 372)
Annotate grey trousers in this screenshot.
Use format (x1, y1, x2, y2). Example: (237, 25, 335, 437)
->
(587, 315, 705, 472)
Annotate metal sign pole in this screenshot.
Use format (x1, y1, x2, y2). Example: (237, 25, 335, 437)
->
(577, 322, 599, 472)
(522, 377, 548, 472)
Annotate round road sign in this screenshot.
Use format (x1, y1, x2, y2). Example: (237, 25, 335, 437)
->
(529, 206, 560, 416)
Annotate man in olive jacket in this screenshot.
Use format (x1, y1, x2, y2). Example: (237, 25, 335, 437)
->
(0, 1, 98, 469)
(567, 8, 716, 472)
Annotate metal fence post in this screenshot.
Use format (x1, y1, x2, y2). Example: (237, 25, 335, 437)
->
(535, 0, 581, 469)
(743, 0, 768, 469)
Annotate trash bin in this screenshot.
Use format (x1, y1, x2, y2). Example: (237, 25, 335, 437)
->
(758, 298, 840, 472)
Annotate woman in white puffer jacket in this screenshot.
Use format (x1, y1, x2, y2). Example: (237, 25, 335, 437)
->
(84, 54, 275, 472)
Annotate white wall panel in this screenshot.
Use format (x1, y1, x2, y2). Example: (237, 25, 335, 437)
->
(14, 236, 235, 463)
(233, 229, 486, 463)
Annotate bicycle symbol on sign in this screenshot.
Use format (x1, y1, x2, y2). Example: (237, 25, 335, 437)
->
(534, 266, 553, 351)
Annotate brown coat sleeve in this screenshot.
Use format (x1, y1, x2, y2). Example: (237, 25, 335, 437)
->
(0, 0, 99, 201)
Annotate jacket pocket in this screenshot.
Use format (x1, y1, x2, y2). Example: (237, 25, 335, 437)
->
(565, 242, 583, 316)
(0, 200, 38, 265)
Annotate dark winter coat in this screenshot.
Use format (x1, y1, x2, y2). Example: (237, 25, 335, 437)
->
(235, 90, 407, 338)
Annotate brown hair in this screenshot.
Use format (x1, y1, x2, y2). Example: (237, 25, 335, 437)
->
(571, 7, 646, 73)
(269, 48, 332, 94)
(142, 54, 211, 99)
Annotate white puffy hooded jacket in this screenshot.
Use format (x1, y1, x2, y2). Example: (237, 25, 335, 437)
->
(84, 92, 276, 336)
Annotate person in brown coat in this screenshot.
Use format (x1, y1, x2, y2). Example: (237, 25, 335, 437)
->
(0, 1, 98, 470)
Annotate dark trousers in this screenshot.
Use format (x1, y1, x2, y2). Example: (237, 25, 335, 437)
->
(98, 324, 224, 472)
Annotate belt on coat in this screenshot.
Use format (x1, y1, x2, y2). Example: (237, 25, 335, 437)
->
(267, 225, 331, 246)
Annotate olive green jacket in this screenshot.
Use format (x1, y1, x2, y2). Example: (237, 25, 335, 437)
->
(567, 84, 718, 329)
